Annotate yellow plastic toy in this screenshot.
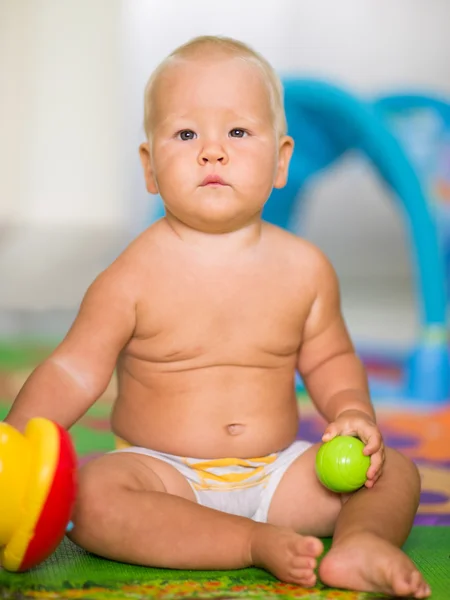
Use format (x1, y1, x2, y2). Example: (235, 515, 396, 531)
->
(0, 418, 77, 572)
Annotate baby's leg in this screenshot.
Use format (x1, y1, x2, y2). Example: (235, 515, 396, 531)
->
(68, 452, 323, 585)
(321, 447, 429, 598)
(267, 444, 430, 598)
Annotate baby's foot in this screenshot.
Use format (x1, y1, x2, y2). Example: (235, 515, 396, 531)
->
(250, 524, 323, 587)
(319, 532, 431, 598)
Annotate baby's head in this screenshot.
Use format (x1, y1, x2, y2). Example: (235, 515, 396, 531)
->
(140, 36, 293, 233)
(143, 36, 287, 141)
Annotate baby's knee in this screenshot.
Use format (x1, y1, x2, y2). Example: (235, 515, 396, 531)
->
(385, 447, 419, 475)
(68, 460, 119, 544)
(384, 447, 421, 493)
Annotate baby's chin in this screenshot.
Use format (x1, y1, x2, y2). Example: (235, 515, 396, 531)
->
(182, 211, 257, 234)
(180, 205, 247, 227)
(164, 193, 264, 233)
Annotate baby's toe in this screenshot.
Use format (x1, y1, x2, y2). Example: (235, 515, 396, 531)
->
(290, 569, 316, 587)
(298, 536, 323, 557)
(292, 555, 317, 570)
(394, 568, 427, 597)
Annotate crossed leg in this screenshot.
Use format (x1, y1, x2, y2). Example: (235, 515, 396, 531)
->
(267, 443, 430, 598)
(68, 443, 430, 597)
(68, 451, 323, 585)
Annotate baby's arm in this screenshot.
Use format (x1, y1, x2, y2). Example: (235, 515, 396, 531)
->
(297, 250, 383, 485)
(5, 265, 136, 432)
(298, 251, 372, 421)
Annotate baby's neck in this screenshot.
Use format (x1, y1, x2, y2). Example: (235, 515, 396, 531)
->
(163, 214, 264, 254)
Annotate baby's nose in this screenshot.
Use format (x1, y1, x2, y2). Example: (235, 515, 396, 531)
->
(198, 143, 228, 164)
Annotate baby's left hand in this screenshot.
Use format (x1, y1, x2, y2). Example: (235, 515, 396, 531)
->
(322, 409, 385, 488)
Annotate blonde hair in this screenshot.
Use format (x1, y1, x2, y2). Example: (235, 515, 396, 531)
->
(143, 35, 287, 139)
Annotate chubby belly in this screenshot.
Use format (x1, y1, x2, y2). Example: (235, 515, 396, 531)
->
(110, 359, 300, 458)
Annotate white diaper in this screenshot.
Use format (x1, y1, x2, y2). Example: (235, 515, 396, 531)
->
(113, 439, 312, 522)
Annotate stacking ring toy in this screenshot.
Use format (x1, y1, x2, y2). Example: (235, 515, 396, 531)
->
(0, 418, 77, 572)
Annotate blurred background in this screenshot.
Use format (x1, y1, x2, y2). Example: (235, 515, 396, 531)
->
(2, 1, 450, 550)
(1, 0, 450, 350)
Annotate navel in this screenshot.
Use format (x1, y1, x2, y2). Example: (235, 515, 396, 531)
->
(227, 423, 245, 435)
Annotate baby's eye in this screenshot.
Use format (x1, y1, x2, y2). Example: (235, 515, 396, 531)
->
(177, 130, 197, 141)
(229, 129, 248, 138)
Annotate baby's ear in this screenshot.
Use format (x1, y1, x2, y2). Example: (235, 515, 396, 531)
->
(139, 142, 158, 194)
(273, 135, 294, 189)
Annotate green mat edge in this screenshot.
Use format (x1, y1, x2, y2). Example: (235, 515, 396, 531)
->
(0, 527, 448, 600)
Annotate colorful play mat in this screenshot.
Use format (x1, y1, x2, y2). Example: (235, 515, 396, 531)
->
(0, 342, 449, 599)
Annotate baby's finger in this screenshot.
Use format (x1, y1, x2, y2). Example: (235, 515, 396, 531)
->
(362, 428, 383, 455)
(365, 466, 384, 488)
(366, 448, 384, 480)
(322, 423, 340, 442)
(372, 468, 384, 485)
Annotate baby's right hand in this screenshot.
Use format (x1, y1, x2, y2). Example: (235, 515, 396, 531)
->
(322, 409, 385, 487)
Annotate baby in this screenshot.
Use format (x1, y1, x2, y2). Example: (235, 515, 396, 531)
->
(5, 36, 429, 597)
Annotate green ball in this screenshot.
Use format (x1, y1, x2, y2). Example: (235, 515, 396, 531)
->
(315, 435, 370, 493)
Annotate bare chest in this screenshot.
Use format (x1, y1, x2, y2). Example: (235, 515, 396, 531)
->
(126, 263, 312, 365)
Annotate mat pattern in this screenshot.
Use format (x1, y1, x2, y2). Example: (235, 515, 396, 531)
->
(0, 343, 449, 599)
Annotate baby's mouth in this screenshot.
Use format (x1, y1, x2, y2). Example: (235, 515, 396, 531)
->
(200, 174, 228, 186)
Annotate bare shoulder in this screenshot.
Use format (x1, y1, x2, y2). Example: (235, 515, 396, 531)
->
(96, 220, 167, 288)
(262, 222, 337, 286)
(113, 221, 166, 269)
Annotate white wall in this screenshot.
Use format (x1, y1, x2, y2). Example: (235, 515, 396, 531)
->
(3, 0, 450, 229)
(2, 0, 450, 232)
(124, 0, 450, 92)
(0, 0, 124, 227)
(1, 0, 449, 337)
